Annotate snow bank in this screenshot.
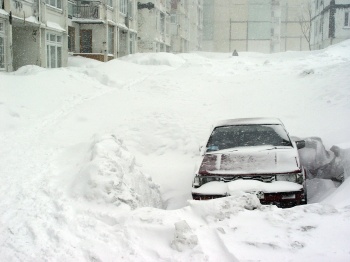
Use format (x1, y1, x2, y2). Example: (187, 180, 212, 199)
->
(68, 55, 103, 68)
(71, 134, 163, 210)
(11, 65, 46, 75)
(297, 137, 344, 181)
(120, 52, 186, 67)
(189, 193, 261, 220)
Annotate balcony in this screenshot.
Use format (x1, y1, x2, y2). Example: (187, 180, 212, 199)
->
(74, 5, 100, 19)
(68, 1, 102, 20)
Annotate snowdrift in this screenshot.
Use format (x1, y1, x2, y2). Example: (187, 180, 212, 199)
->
(1, 39, 350, 261)
(120, 52, 186, 67)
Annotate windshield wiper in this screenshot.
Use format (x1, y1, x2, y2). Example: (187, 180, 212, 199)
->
(262, 146, 292, 151)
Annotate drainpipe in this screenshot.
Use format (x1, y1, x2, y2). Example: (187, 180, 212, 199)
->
(104, 1, 108, 62)
(38, 0, 42, 67)
(329, 0, 335, 41)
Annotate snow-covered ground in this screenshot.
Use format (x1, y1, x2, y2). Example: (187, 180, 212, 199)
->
(1, 40, 350, 261)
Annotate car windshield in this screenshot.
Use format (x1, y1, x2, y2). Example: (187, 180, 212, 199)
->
(206, 124, 292, 152)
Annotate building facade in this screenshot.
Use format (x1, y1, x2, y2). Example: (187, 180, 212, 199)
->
(202, 0, 310, 53)
(67, 0, 138, 61)
(1, 0, 68, 71)
(0, 0, 138, 72)
(310, 0, 350, 50)
(137, 0, 171, 52)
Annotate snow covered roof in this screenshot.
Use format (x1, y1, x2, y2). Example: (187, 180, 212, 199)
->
(214, 118, 283, 128)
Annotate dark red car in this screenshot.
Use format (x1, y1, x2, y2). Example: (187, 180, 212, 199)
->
(192, 118, 307, 207)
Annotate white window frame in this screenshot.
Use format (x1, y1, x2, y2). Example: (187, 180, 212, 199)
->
(0, 21, 5, 70)
(108, 25, 114, 55)
(128, 0, 133, 18)
(47, 0, 62, 9)
(129, 33, 134, 54)
(46, 32, 63, 68)
(345, 12, 350, 27)
(119, 0, 127, 15)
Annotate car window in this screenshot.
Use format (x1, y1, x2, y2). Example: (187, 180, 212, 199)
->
(206, 124, 292, 151)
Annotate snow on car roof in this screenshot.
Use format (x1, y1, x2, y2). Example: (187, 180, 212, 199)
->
(214, 118, 283, 128)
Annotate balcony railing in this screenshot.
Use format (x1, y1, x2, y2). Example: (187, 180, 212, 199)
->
(73, 5, 100, 19)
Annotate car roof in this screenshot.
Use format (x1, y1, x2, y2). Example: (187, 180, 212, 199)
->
(214, 118, 284, 128)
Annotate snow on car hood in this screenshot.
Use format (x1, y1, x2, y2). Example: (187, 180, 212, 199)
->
(192, 180, 303, 195)
(199, 146, 300, 175)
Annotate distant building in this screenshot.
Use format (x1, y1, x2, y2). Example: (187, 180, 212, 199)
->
(202, 0, 310, 53)
(310, 0, 350, 50)
(188, 0, 203, 51)
(137, 0, 171, 52)
(170, 0, 190, 53)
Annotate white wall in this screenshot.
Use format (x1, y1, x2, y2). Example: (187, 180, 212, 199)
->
(12, 27, 40, 70)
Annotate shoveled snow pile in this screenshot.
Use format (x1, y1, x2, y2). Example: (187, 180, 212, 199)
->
(71, 134, 163, 210)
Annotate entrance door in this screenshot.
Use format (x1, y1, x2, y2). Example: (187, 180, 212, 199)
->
(80, 29, 92, 53)
(68, 26, 75, 52)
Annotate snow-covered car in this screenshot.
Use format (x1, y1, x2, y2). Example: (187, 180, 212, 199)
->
(192, 118, 307, 207)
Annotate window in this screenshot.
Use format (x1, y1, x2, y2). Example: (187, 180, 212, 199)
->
(128, 0, 133, 18)
(0, 22, 5, 70)
(108, 26, 114, 54)
(119, 0, 127, 15)
(129, 33, 134, 54)
(345, 12, 350, 27)
(47, 0, 62, 9)
(107, 0, 113, 8)
(68, 1, 75, 18)
(160, 13, 165, 34)
(46, 32, 62, 68)
(170, 14, 177, 24)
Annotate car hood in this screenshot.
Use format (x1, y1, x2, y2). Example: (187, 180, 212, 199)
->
(199, 146, 300, 175)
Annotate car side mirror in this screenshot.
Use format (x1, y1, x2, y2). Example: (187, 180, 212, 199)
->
(199, 145, 206, 156)
(296, 140, 306, 149)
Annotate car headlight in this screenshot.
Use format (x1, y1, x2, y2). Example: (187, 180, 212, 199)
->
(193, 176, 220, 188)
(275, 174, 297, 183)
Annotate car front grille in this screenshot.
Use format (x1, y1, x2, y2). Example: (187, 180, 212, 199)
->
(220, 175, 275, 183)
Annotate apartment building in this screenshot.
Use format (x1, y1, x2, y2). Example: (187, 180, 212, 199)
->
(0, 0, 137, 72)
(202, 0, 310, 53)
(169, 0, 190, 52)
(310, 0, 350, 50)
(68, 0, 138, 61)
(1, 0, 68, 71)
(1, 2, 11, 71)
(188, 0, 203, 51)
(137, 0, 171, 52)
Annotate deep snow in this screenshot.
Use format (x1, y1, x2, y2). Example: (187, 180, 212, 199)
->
(1, 40, 350, 261)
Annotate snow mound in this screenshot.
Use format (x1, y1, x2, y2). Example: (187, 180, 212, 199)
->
(322, 39, 350, 60)
(12, 65, 46, 75)
(68, 55, 103, 68)
(324, 176, 350, 207)
(171, 220, 198, 252)
(189, 193, 261, 222)
(120, 52, 186, 67)
(71, 134, 163, 210)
